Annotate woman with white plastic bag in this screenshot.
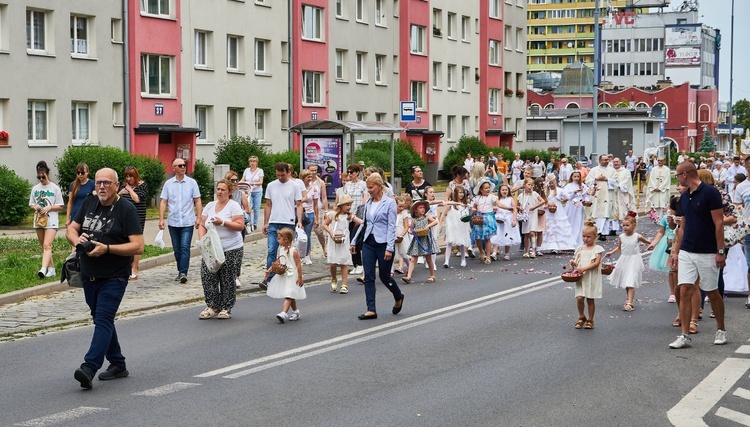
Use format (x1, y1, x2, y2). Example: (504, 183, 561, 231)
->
(196, 179, 245, 320)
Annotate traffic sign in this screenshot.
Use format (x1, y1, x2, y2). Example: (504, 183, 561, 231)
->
(400, 101, 416, 122)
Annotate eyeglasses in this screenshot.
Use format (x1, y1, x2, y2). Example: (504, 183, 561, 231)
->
(76, 171, 87, 176)
(37, 175, 45, 180)
(95, 180, 114, 187)
(347, 170, 356, 174)
(174, 164, 186, 168)
(676, 172, 687, 178)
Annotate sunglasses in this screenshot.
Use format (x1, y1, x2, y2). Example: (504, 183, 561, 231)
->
(230, 178, 239, 183)
(174, 164, 186, 168)
(76, 171, 87, 176)
(37, 175, 46, 180)
(347, 170, 356, 174)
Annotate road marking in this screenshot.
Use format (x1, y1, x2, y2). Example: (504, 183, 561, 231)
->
(132, 382, 200, 396)
(196, 276, 561, 379)
(667, 358, 750, 427)
(734, 387, 750, 400)
(15, 407, 108, 427)
(736, 345, 750, 354)
(716, 407, 750, 426)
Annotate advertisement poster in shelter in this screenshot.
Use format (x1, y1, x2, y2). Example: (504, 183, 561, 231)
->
(302, 135, 342, 199)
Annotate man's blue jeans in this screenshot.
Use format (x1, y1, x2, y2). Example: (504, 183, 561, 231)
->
(302, 212, 315, 256)
(266, 223, 295, 269)
(169, 225, 194, 275)
(82, 277, 127, 373)
(250, 192, 262, 227)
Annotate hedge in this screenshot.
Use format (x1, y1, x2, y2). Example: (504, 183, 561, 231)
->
(0, 165, 32, 226)
(353, 139, 425, 179)
(54, 146, 166, 202)
(213, 135, 300, 193)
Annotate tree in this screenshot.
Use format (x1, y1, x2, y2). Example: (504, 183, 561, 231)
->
(733, 99, 750, 130)
(698, 125, 715, 152)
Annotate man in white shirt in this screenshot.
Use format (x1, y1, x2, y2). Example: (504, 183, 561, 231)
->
(585, 155, 617, 240)
(726, 156, 748, 194)
(612, 158, 635, 231)
(625, 150, 637, 180)
(159, 159, 202, 283)
(261, 163, 303, 289)
(646, 157, 671, 218)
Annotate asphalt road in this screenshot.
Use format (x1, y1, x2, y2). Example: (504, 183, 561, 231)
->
(2, 221, 750, 427)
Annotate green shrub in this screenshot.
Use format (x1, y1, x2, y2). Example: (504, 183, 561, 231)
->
(268, 149, 301, 176)
(214, 136, 270, 179)
(354, 139, 424, 180)
(517, 149, 563, 164)
(191, 158, 215, 204)
(54, 146, 165, 201)
(0, 165, 32, 226)
(441, 136, 492, 175)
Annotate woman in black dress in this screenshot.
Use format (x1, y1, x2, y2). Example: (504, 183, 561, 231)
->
(119, 166, 148, 279)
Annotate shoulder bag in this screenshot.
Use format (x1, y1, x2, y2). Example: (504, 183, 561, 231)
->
(197, 223, 226, 273)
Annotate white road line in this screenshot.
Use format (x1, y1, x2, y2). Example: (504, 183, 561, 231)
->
(736, 345, 750, 354)
(196, 275, 562, 378)
(224, 282, 556, 378)
(716, 407, 750, 426)
(734, 387, 750, 400)
(667, 358, 750, 427)
(132, 382, 200, 396)
(15, 407, 108, 427)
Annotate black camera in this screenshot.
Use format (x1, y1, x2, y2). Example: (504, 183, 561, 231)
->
(76, 236, 97, 253)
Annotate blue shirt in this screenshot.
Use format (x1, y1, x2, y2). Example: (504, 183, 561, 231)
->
(679, 182, 723, 254)
(160, 175, 201, 227)
(68, 179, 95, 220)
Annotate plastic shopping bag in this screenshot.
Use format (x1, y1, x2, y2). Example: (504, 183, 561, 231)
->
(197, 224, 225, 273)
(295, 226, 308, 257)
(154, 230, 165, 249)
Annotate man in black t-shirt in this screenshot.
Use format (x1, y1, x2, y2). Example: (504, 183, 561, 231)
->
(405, 165, 431, 201)
(67, 168, 144, 389)
(668, 162, 727, 350)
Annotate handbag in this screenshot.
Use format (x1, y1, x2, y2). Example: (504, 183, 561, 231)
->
(724, 214, 750, 248)
(270, 255, 288, 275)
(459, 206, 472, 223)
(60, 251, 82, 288)
(34, 211, 48, 228)
(353, 205, 367, 252)
(471, 196, 489, 226)
(197, 223, 225, 273)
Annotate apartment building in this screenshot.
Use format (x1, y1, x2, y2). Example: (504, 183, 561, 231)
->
(0, 1, 125, 182)
(502, 0, 527, 146)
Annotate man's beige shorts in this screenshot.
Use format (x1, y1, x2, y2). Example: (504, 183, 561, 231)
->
(677, 250, 719, 292)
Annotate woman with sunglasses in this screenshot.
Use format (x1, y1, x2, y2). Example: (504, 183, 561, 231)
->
(224, 171, 250, 287)
(65, 163, 95, 227)
(29, 160, 64, 278)
(119, 166, 148, 279)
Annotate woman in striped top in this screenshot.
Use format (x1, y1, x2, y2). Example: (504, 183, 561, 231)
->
(119, 166, 148, 279)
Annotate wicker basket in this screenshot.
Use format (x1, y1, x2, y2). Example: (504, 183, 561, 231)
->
(548, 205, 557, 213)
(537, 209, 546, 216)
(561, 271, 583, 282)
(601, 255, 615, 275)
(582, 200, 593, 207)
(332, 232, 346, 244)
(270, 255, 288, 275)
(414, 228, 429, 237)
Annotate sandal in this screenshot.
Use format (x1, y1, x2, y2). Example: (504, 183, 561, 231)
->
(584, 320, 594, 329)
(401, 276, 411, 284)
(426, 276, 435, 283)
(697, 309, 703, 320)
(217, 309, 231, 319)
(394, 267, 405, 275)
(623, 302, 635, 312)
(709, 311, 715, 318)
(484, 258, 491, 265)
(522, 253, 530, 258)
(199, 307, 218, 319)
(672, 318, 681, 327)
(574, 316, 586, 329)
(689, 319, 699, 334)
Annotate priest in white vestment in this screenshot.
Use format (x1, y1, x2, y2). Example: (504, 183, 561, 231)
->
(611, 158, 635, 232)
(585, 155, 617, 240)
(646, 157, 671, 217)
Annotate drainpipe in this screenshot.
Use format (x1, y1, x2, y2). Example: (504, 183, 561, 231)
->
(123, 0, 131, 152)
(287, 0, 294, 151)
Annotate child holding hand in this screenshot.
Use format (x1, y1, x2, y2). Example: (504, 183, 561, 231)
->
(569, 219, 604, 330)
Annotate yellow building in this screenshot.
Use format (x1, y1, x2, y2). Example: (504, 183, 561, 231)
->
(527, 0, 630, 73)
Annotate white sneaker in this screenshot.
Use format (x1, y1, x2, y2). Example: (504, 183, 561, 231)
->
(330, 281, 338, 292)
(460, 259, 466, 267)
(288, 311, 300, 321)
(714, 329, 728, 345)
(350, 266, 362, 275)
(417, 256, 425, 264)
(276, 312, 288, 323)
(303, 256, 312, 265)
(37, 268, 47, 279)
(44, 268, 56, 278)
(235, 278, 241, 288)
(704, 295, 710, 302)
(669, 334, 692, 349)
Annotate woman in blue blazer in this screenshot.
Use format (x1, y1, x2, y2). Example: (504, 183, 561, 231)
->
(350, 173, 405, 319)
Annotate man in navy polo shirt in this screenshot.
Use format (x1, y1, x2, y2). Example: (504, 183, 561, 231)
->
(668, 161, 727, 349)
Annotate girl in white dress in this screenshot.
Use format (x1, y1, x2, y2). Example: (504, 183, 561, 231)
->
(541, 174, 578, 252)
(323, 194, 362, 294)
(440, 186, 471, 268)
(265, 228, 306, 323)
(425, 186, 443, 269)
(569, 220, 604, 330)
(517, 178, 546, 258)
(561, 170, 590, 247)
(393, 195, 413, 274)
(490, 184, 520, 260)
(606, 214, 650, 312)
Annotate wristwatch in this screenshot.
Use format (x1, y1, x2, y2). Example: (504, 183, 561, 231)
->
(717, 248, 725, 255)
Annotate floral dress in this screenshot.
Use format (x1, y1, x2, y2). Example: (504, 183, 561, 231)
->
(407, 216, 438, 256)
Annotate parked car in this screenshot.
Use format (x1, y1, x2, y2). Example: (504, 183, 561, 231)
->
(569, 155, 590, 168)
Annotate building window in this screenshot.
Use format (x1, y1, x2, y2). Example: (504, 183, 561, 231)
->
(375, 112, 386, 122)
(336, 111, 347, 120)
(196, 106, 207, 140)
(26, 9, 47, 52)
(227, 108, 241, 138)
(302, 5, 323, 41)
(516, 27, 523, 50)
(302, 71, 323, 105)
(111, 19, 123, 43)
(335, 0, 345, 18)
(255, 39, 268, 73)
(28, 100, 49, 142)
(489, 89, 499, 114)
(461, 66, 469, 92)
(227, 35, 242, 71)
(140, 0, 171, 17)
(255, 109, 267, 141)
(70, 15, 88, 55)
(410, 81, 425, 110)
(461, 16, 470, 41)
(447, 115, 455, 140)
(432, 61, 441, 89)
(335, 49, 347, 80)
(140, 54, 173, 96)
(489, 0, 500, 18)
(375, 54, 385, 84)
(195, 31, 208, 67)
(375, 0, 385, 26)
(432, 8, 442, 34)
(447, 64, 456, 90)
(489, 40, 500, 66)
(71, 102, 90, 142)
(462, 116, 470, 136)
(410, 25, 425, 54)
(527, 130, 558, 142)
(112, 102, 124, 126)
(357, 111, 367, 121)
(504, 26, 511, 50)
(356, 52, 367, 82)
(446, 13, 456, 39)
(356, 0, 366, 22)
